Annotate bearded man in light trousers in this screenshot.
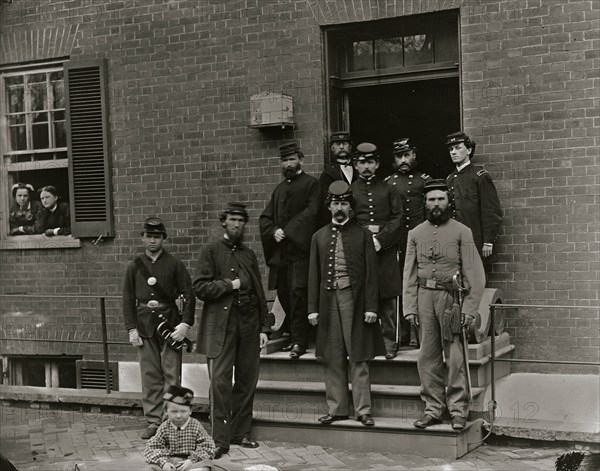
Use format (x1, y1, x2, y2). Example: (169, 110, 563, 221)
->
(403, 179, 485, 431)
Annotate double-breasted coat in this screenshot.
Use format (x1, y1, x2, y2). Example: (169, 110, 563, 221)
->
(308, 220, 386, 362)
(350, 177, 403, 299)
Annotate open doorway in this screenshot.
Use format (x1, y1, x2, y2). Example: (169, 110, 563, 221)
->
(348, 77, 460, 178)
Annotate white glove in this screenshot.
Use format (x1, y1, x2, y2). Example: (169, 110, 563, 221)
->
(308, 313, 319, 326)
(231, 278, 241, 290)
(364, 312, 378, 323)
(372, 236, 381, 252)
(128, 329, 143, 347)
(171, 323, 190, 341)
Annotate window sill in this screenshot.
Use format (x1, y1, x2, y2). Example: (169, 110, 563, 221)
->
(0, 235, 81, 250)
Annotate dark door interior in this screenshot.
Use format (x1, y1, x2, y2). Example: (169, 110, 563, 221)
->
(348, 77, 460, 179)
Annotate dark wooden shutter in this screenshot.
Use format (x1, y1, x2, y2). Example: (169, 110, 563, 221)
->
(65, 58, 114, 237)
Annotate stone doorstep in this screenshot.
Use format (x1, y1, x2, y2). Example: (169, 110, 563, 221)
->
(0, 384, 209, 414)
(487, 418, 600, 445)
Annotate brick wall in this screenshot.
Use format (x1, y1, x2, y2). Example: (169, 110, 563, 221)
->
(0, 0, 598, 373)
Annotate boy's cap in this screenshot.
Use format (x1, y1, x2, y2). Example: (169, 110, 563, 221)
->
(164, 384, 194, 406)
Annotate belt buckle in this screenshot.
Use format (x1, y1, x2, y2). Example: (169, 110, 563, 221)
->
(425, 279, 437, 289)
(367, 225, 380, 234)
(147, 300, 159, 308)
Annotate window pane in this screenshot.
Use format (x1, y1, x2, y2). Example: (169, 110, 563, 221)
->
(6, 76, 24, 113)
(8, 114, 25, 125)
(23, 361, 46, 387)
(58, 362, 77, 389)
(54, 122, 66, 148)
(349, 41, 374, 72)
(52, 77, 64, 109)
(32, 123, 49, 149)
(28, 76, 48, 111)
(375, 37, 403, 69)
(404, 34, 433, 66)
(435, 21, 458, 62)
(9, 126, 27, 151)
(53, 110, 65, 121)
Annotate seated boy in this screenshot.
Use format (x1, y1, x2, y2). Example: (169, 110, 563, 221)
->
(143, 385, 216, 471)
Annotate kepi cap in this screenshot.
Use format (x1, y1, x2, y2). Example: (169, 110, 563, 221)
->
(392, 137, 416, 154)
(445, 131, 471, 146)
(330, 131, 352, 143)
(222, 202, 249, 220)
(327, 181, 353, 202)
(141, 217, 167, 237)
(163, 384, 194, 406)
(353, 142, 379, 161)
(423, 179, 449, 195)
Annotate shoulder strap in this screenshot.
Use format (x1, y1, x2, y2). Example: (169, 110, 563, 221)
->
(133, 256, 171, 301)
(476, 169, 488, 177)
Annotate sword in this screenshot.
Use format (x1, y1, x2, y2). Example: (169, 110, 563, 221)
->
(452, 271, 472, 404)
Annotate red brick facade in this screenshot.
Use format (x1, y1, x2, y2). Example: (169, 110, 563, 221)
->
(0, 0, 598, 372)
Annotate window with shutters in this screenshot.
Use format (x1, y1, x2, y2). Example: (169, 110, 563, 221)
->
(0, 59, 113, 249)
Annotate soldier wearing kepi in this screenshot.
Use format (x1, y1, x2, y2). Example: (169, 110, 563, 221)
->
(122, 217, 195, 439)
(317, 131, 358, 227)
(351, 143, 403, 359)
(445, 131, 502, 264)
(386, 138, 431, 347)
(308, 181, 385, 427)
(194, 203, 272, 459)
(260, 142, 320, 359)
(403, 180, 485, 430)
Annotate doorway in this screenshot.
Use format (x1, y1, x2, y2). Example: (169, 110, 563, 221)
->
(347, 77, 460, 178)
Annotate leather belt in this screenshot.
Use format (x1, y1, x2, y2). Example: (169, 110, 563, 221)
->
(418, 278, 455, 291)
(138, 300, 176, 309)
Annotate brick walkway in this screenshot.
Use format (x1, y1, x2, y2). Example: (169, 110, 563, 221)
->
(0, 404, 571, 470)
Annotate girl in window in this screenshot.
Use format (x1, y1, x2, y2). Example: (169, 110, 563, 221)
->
(35, 186, 71, 236)
(9, 183, 43, 236)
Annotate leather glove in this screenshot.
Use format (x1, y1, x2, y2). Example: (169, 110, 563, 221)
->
(128, 329, 143, 347)
(463, 313, 476, 327)
(45, 229, 55, 237)
(171, 323, 190, 342)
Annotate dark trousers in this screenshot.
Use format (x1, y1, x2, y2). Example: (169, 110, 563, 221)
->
(208, 304, 260, 449)
(276, 258, 310, 348)
(137, 333, 182, 425)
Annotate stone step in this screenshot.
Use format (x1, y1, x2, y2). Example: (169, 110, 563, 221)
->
(252, 411, 485, 459)
(259, 343, 515, 388)
(253, 380, 487, 419)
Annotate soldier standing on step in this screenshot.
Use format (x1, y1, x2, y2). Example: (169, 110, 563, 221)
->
(308, 181, 386, 427)
(403, 180, 485, 430)
(122, 217, 196, 440)
(193, 203, 272, 459)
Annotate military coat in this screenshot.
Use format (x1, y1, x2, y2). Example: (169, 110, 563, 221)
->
(350, 177, 403, 298)
(403, 218, 485, 318)
(259, 171, 319, 289)
(446, 163, 502, 254)
(308, 220, 386, 362)
(193, 238, 271, 359)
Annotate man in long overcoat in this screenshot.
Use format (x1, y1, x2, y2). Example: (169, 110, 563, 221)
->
(259, 142, 320, 358)
(308, 181, 386, 427)
(350, 143, 403, 359)
(194, 203, 272, 459)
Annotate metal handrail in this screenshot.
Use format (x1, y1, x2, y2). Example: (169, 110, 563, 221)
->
(474, 302, 600, 447)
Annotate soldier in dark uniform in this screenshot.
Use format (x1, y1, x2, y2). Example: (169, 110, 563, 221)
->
(317, 131, 358, 227)
(194, 203, 272, 459)
(308, 181, 385, 427)
(350, 143, 403, 359)
(259, 142, 320, 359)
(122, 217, 196, 439)
(445, 132, 502, 265)
(403, 180, 485, 430)
(385, 138, 431, 347)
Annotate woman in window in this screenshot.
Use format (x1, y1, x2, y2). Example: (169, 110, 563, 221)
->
(35, 186, 71, 236)
(9, 183, 42, 236)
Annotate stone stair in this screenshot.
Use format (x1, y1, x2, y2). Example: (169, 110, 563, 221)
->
(252, 333, 514, 458)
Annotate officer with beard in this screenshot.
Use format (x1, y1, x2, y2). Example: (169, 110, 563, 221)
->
(317, 132, 358, 227)
(194, 203, 272, 459)
(385, 138, 431, 347)
(260, 142, 320, 359)
(403, 180, 485, 431)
